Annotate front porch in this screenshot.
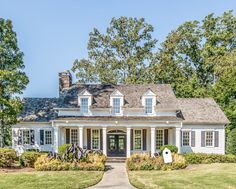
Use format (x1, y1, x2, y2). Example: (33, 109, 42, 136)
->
(53, 122, 182, 157)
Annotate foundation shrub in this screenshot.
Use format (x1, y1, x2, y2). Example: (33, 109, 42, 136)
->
(20, 151, 46, 168)
(184, 153, 236, 164)
(0, 148, 17, 168)
(126, 153, 187, 171)
(160, 145, 178, 154)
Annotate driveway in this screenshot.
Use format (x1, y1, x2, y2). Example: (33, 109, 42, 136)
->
(88, 163, 135, 189)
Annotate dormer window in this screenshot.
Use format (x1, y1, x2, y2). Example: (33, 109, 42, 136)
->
(145, 98, 153, 114)
(80, 98, 89, 113)
(112, 98, 121, 114)
(110, 89, 124, 115)
(78, 89, 92, 115)
(142, 89, 156, 115)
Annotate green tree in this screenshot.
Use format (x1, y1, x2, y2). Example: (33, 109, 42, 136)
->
(226, 128, 236, 155)
(72, 17, 157, 84)
(150, 11, 236, 98)
(0, 18, 29, 147)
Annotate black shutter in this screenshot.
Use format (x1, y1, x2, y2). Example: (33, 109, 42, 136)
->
(18, 130, 23, 145)
(40, 130, 44, 145)
(215, 131, 219, 147)
(142, 129, 147, 151)
(191, 131, 195, 147)
(131, 129, 133, 150)
(30, 130, 35, 145)
(87, 129, 91, 149)
(66, 129, 70, 144)
(100, 129, 103, 150)
(201, 131, 205, 147)
(164, 129, 168, 145)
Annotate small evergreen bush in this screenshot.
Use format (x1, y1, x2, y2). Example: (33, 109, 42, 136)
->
(0, 148, 17, 168)
(20, 151, 46, 168)
(160, 145, 178, 154)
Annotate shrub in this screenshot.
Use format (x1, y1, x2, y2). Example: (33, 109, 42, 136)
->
(126, 152, 187, 171)
(184, 153, 236, 164)
(0, 148, 17, 168)
(58, 144, 71, 154)
(226, 128, 236, 155)
(20, 151, 46, 168)
(160, 145, 178, 154)
(34, 154, 105, 171)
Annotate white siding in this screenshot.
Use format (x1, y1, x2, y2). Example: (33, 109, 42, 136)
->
(180, 124, 225, 154)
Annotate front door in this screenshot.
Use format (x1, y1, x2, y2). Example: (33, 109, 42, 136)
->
(107, 134, 126, 157)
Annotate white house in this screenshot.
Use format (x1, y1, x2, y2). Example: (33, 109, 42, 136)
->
(12, 71, 229, 157)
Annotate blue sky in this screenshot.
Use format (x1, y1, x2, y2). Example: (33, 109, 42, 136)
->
(0, 0, 236, 97)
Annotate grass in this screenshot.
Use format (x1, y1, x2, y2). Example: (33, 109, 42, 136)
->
(128, 163, 236, 189)
(0, 171, 103, 189)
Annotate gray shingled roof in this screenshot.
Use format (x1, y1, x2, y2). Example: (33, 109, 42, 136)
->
(17, 84, 229, 124)
(18, 98, 59, 122)
(177, 98, 229, 124)
(58, 84, 177, 109)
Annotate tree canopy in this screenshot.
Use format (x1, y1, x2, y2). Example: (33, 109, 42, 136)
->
(72, 17, 157, 84)
(0, 18, 29, 147)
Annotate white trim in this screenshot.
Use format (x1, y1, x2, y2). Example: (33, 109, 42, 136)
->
(44, 129, 53, 145)
(133, 129, 143, 151)
(205, 131, 215, 147)
(155, 129, 164, 150)
(91, 129, 100, 150)
(182, 130, 191, 147)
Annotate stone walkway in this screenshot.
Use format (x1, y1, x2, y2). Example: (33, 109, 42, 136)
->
(88, 163, 135, 189)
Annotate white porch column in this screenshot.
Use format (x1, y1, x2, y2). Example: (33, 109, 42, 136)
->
(102, 127, 107, 155)
(79, 127, 83, 148)
(175, 127, 181, 153)
(54, 126, 59, 153)
(151, 127, 156, 157)
(126, 127, 131, 157)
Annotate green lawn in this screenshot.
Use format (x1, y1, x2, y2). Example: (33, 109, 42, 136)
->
(0, 171, 103, 189)
(128, 163, 236, 189)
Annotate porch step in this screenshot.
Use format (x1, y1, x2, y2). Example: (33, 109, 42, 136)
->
(106, 157, 127, 163)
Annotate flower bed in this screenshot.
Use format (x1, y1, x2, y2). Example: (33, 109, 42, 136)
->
(34, 144, 106, 171)
(126, 153, 187, 171)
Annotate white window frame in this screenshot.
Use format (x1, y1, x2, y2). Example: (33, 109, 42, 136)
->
(44, 130, 53, 145)
(80, 97, 89, 114)
(205, 131, 214, 147)
(112, 98, 121, 114)
(182, 131, 191, 147)
(133, 129, 142, 150)
(145, 98, 153, 114)
(70, 129, 79, 145)
(91, 129, 100, 150)
(78, 89, 92, 115)
(156, 129, 164, 150)
(22, 130, 30, 145)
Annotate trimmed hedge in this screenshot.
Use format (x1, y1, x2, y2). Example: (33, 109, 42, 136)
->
(184, 153, 236, 164)
(126, 153, 187, 171)
(20, 151, 46, 168)
(0, 148, 17, 168)
(160, 145, 178, 154)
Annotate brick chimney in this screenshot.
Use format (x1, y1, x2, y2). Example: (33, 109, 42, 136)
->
(59, 71, 72, 92)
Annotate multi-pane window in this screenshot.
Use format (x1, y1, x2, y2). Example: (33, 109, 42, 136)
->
(23, 130, 30, 145)
(145, 98, 153, 114)
(112, 98, 121, 114)
(45, 130, 52, 145)
(71, 129, 78, 144)
(134, 130, 142, 150)
(182, 131, 190, 146)
(205, 131, 213, 147)
(92, 129, 100, 150)
(156, 130, 164, 149)
(80, 98, 89, 113)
